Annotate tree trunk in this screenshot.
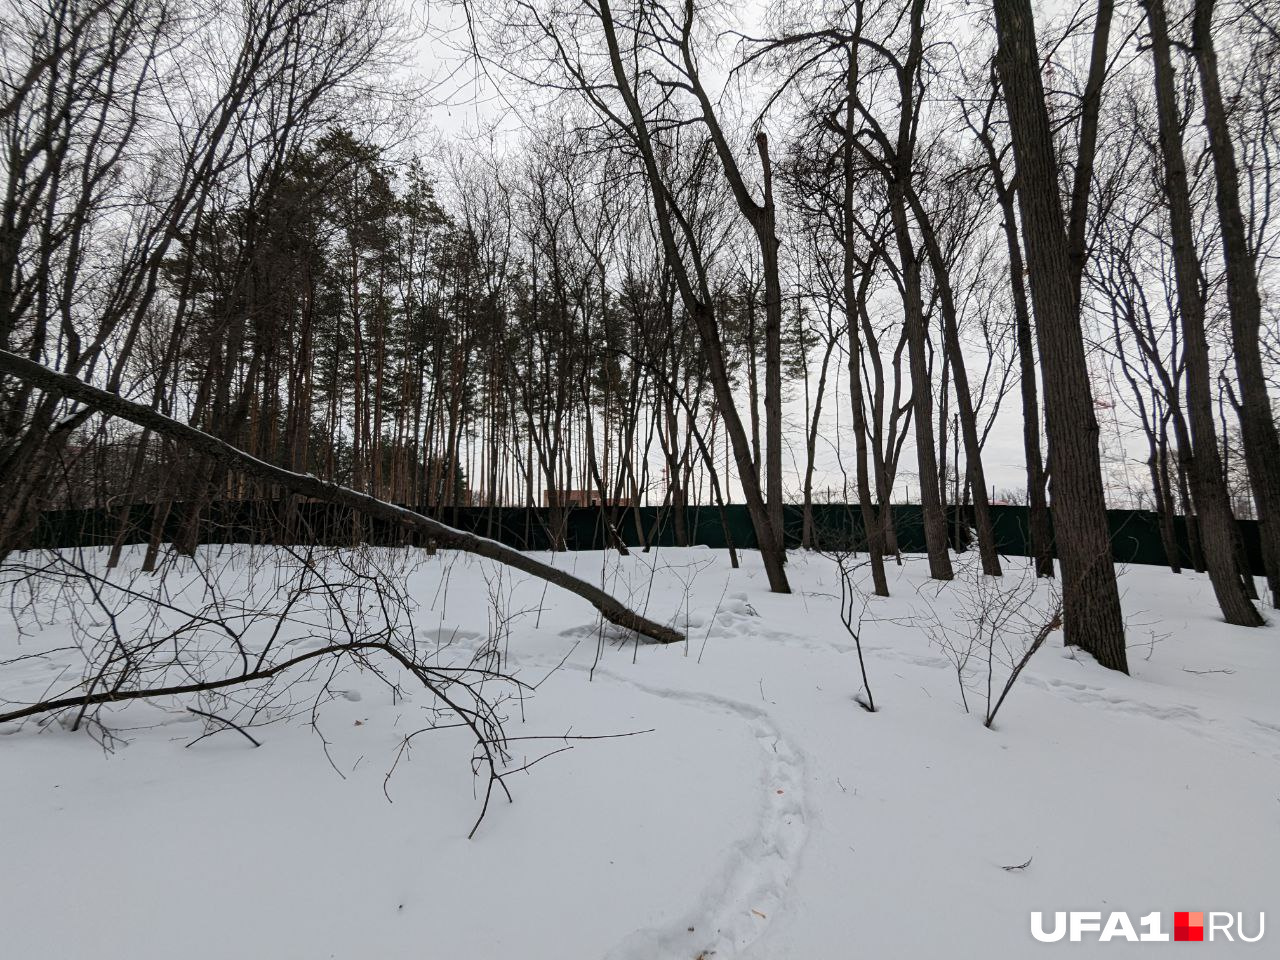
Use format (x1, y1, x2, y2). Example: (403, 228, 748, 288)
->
(1150, 422, 1182, 573)
(801, 333, 836, 551)
(1000, 193, 1054, 577)
(889, 187, 953, 580)
(1143, 0, 1261, 625)
(1191, 0, 1280, 607)
(757, 134, 787, 560)
(845, 242, 890, 595)
(992, 0, 1128, 672)
(912, 200, 1002, 576)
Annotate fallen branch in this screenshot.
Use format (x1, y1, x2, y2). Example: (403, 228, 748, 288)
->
(0, 349, 682, 644)
(0, 544, 536, 838)
(0, 638, 453, 725)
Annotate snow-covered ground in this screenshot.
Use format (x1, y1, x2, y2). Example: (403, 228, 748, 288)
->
(2, 545, 1277, 958)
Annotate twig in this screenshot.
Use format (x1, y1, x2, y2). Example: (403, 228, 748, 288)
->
(186, 706, 262, 748)
(986, 606, 1062, 730)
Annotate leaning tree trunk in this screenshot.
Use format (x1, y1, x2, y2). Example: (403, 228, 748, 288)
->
(0, 349, 684, 645)
(597, 0, 789, 591)
(992, 0, 1128, 672)
(1143, 0, 1261, 625)
(1192, 0, 1280, 607)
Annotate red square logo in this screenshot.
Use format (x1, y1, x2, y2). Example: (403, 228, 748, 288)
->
(1175, 912, 1205, 942)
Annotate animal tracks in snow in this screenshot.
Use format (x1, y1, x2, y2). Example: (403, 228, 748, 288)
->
(1022, 674, 1280, 760)
(1022, 675, 1205, 723)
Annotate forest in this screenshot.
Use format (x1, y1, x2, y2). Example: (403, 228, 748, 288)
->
(2, 0, 1279, 955)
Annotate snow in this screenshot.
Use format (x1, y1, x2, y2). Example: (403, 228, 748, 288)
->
(2, 545, 1278, 957)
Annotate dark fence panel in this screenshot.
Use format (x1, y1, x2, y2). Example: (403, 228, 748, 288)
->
(22, 501, 1263, 574)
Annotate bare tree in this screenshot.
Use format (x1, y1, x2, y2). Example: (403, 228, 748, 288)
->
(990, 0, 1129, 672)
(1191, 0, 1280, 607)
(1139, 0, 1261, 625)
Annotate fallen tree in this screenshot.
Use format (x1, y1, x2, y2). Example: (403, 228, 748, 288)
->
(0, 349, 683, 645)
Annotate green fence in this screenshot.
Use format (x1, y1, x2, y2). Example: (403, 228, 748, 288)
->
(22, 501, 1264, 574)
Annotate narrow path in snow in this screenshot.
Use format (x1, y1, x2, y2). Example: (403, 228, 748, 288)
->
(546, 656, 809, 960)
